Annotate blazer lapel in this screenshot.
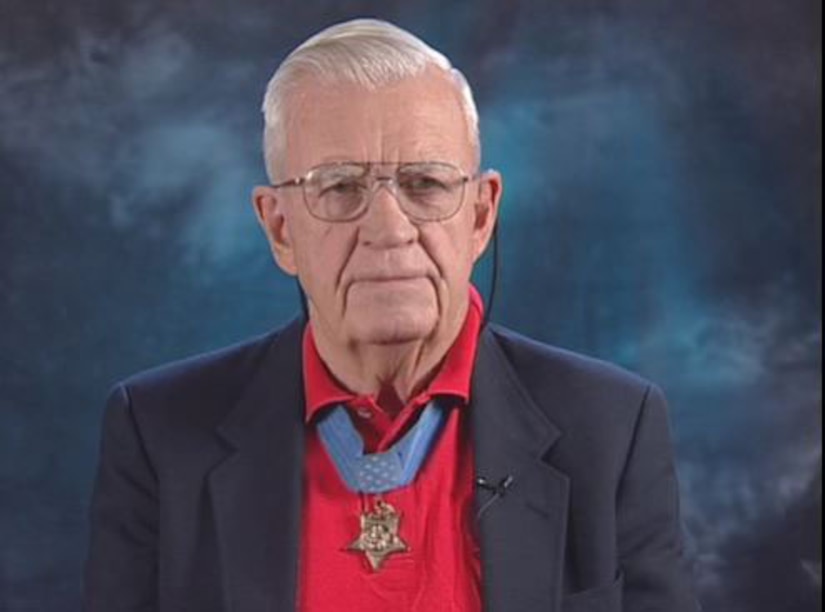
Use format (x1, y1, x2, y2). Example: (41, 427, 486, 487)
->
(471, 327, 570, 612)
(207, 319, 306, 612)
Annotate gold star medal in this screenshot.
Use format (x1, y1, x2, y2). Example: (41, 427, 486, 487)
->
(348, 499, 409, 571)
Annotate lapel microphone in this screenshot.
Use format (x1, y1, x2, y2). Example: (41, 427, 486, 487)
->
(476, 475, 513, 496)
(475, 475, 514, 521)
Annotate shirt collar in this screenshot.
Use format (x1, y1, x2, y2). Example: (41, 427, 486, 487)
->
(302, 285, 485, 423)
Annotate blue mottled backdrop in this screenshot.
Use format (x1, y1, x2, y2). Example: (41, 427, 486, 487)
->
(0, 1, 820, 610)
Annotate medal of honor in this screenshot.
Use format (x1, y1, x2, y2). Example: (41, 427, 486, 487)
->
(316, 400, 448, 570)
(348, 499, 409, 571)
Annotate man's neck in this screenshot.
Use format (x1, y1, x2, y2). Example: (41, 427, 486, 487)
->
(310, 303, 468, 416)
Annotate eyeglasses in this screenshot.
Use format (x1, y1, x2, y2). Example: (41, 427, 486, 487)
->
(271, 161, 478, 222)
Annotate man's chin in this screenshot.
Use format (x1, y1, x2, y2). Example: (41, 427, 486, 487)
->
(347, 314, 437, 346)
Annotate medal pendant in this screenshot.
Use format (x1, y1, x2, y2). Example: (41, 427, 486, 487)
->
(348, 499, 409, 571)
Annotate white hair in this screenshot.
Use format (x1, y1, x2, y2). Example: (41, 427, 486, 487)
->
(260, 18, 481, 182)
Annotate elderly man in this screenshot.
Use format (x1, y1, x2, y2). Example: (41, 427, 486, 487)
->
(84, 18, 698, 612)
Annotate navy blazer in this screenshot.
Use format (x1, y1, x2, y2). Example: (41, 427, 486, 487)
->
(84, 319, 699, 611)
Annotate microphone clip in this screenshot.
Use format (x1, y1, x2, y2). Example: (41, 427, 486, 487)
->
(474, 475, 514, 521)
(475, 475, 514, 498)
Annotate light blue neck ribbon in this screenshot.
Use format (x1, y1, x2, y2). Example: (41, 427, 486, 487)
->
(315, 400, 449, 494)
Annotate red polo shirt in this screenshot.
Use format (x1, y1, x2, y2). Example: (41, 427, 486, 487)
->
(296, 287, 485, 612)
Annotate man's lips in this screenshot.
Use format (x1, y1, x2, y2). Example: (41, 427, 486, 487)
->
(351, 275, 427, 283)
(345, 271, 433, 288)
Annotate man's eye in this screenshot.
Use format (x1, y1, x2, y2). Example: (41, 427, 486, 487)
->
(321, 180, 364, 195)
(402, 175, 447, 191)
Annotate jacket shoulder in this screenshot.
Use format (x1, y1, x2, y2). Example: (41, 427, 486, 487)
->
(488, 324, 651, 392)
(485, 324, 659, 432)
(122, 329, 277, 396)
(112, 319, 303, 435)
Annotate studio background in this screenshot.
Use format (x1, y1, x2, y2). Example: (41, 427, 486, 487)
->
(0, 1, 820, 611)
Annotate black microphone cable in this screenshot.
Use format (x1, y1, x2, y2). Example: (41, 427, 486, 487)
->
(481, 224, 499, 330)
(474, 474, 513, 520)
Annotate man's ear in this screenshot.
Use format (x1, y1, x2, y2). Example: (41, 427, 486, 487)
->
(471, 169, 503, 262)
(251, 185, 298, 276)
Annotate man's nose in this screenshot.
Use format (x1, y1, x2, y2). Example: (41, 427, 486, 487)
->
(359, 179, 417, 246)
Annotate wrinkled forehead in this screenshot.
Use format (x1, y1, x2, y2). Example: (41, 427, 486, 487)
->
(282, 68, 476, 174)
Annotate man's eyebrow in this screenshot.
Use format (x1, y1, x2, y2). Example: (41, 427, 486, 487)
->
(318, 155, 361, 164)
(398, 161, 450, 169)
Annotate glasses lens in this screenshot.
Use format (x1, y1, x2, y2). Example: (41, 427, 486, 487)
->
(302, 162, 467, 222)
(305, 164, 369, 221)
(397, 163, 465, 220)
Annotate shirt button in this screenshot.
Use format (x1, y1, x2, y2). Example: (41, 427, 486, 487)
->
(356, 407, 373, 419)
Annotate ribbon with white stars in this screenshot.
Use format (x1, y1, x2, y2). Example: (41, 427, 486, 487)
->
(316, 400, 449, 494)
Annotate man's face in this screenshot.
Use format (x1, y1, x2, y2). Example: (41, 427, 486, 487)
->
(253, 67, 501, 349)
